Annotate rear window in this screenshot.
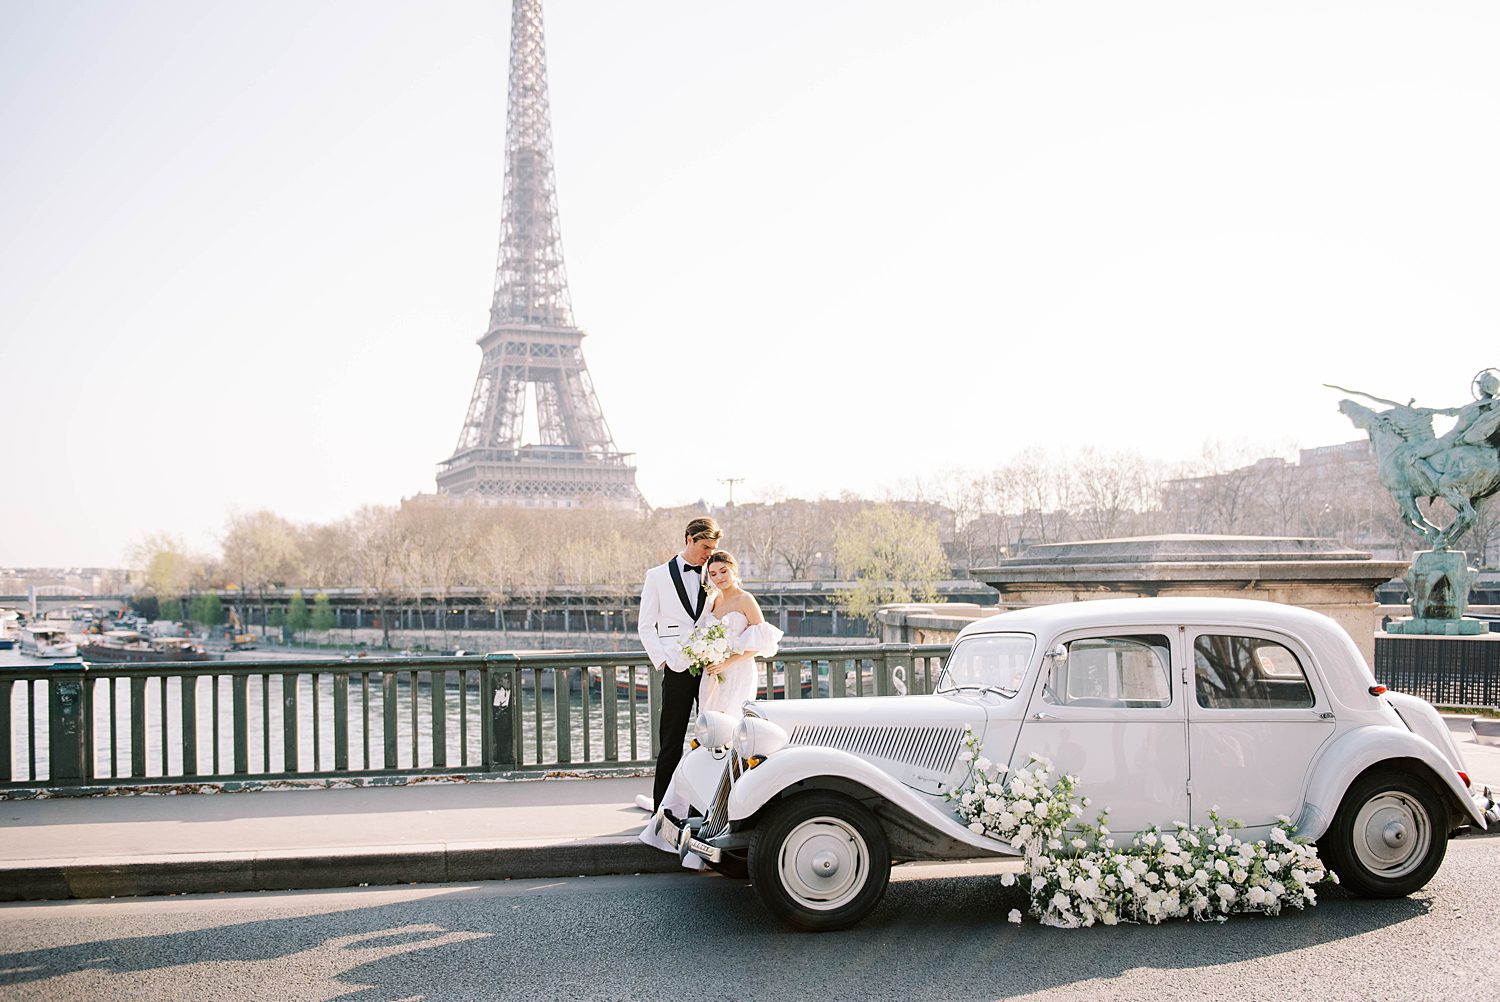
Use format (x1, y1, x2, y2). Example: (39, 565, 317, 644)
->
(1194, 634, 1314, 709)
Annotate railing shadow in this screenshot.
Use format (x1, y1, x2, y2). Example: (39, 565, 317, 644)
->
(0, 864, 1459, 1001)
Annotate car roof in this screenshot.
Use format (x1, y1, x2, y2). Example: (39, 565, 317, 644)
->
(959, 597, 1362, 664)
(960, 596, 1328, 634)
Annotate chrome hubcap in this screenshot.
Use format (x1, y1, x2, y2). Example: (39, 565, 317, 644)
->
(778, 816, 868, 911)
(1352, 791, 1430, 878)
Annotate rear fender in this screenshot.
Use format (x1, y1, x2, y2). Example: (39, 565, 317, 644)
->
(1300, 725, 1484, 839)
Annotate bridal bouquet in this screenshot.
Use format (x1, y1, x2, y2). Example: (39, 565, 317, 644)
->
(681, 623, 739, 683)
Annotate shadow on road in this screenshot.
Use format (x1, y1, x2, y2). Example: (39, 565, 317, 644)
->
(0, 860, 1453, 1001)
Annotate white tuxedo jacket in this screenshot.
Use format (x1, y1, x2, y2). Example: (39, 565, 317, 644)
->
(638, 559, 711, 671)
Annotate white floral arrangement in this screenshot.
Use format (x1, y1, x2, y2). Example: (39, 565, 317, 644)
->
(947, 728, 1334, 928)
(681, 622, 739, 683)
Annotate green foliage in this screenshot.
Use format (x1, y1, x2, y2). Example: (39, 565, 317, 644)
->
(268, 607, 286, 628)
(159, 598, 183, 622)
(129, 595, 160, 620)
(833, 504, 948, 622)
(286, 590, 310, 638)
(189, 592, 223, 628)
(310, 592, 335, 633)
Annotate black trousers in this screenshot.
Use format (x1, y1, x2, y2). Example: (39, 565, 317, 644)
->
(653, 667, 702, 810)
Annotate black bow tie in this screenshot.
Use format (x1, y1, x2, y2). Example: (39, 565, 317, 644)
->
(682, 563, 702, 573)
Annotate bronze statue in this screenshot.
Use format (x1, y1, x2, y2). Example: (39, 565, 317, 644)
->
(1331, 370, 1500, 550)
(1332, 369, 1500, 633)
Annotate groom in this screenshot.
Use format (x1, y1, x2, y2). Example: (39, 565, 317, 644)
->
(637, 516, 722, 813)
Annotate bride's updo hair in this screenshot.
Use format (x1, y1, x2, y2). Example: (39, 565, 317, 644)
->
(706, 549, 740, 587)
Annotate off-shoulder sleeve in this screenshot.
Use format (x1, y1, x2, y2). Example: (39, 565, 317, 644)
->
(737, 622, 784, 658)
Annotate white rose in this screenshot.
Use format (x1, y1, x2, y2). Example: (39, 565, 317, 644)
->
(1001, 871, 1016, 887)
(1008, 908, 1023, 924)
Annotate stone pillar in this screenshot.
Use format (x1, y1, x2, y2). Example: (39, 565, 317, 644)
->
(971, 535, 1406, 668)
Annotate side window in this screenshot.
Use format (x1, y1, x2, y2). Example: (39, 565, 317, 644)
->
(1194, 634, 1314, 709)
(1042, 634, 1172, 708)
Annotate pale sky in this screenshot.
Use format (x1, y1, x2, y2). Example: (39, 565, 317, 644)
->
(2, 0, 1498, 567)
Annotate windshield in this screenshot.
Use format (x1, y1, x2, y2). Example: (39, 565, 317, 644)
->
(937, 633, 1035, 697)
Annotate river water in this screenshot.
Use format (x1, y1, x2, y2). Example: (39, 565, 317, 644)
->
(1, 647, 658, 783)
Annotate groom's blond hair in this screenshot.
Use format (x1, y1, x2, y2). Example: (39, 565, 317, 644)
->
(684, 517, 721, 543)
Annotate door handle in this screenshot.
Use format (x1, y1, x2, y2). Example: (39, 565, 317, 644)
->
(1032, 711, 1056, 720)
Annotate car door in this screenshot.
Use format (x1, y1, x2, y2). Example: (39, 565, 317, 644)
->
(1013, 627, 1189, 836)
(1185, 626, 1335, 831)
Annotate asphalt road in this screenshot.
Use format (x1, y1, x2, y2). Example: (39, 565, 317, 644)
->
(0, 834, 1496, 1002)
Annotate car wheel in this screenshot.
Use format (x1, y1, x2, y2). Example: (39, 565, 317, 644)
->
(707, 849, 748, 880)
(749, 792, 890, 931)
(1320, 769, 1448, 898)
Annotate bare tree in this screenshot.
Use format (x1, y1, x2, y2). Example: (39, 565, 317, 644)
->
(221, 511, 302, 635)
(775, 499, 833, 580)
(1073, 448, 1153, 541)
(344, 505, 403, 649)
(914, 469, 992, 573)
(399, 501, 474, 646)
(298, 521, 356, 589)
(732, 500, 786, 580)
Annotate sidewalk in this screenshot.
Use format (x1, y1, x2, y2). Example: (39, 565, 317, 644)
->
(1, 723, 1495, 904)
(0, 776, 675, 903)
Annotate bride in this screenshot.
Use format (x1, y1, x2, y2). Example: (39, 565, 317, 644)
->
(697, 549, 783, 716)
(641, 548, 783, 853)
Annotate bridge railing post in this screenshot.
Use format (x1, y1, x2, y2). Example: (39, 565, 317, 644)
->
(48, 663, 91, 787)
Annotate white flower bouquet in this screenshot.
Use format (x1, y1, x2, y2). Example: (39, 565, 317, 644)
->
(946, 727, 1334, 928)
(681, 622, 740, 683)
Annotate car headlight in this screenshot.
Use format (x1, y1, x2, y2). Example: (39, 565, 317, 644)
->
(733, 716, 789, 762)
(693, 710, 738, 751)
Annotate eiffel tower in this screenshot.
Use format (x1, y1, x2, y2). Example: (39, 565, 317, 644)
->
(437, 0, 644, 509)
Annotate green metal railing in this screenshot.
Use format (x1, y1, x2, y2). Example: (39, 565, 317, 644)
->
(0, 644, 949, 792)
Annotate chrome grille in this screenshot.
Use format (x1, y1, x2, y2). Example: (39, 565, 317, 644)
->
(788, 724, 965, 773)
(698, 754, 741, 839)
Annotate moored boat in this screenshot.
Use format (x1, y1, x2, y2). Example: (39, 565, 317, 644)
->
(78, 630, 222, 663)
(0, 609, 19, 650)
(19, 625, 78, 659)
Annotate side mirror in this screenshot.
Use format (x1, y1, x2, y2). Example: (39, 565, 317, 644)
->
(1044, 643, 1068, 665)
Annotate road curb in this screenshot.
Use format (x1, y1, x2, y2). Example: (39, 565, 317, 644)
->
(0, 838, 684, 902)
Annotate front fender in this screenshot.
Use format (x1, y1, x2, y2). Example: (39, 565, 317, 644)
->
(673, 744, 731, 816)
(1300, 724, 1485, 839)
(726, 745, 1018, 858)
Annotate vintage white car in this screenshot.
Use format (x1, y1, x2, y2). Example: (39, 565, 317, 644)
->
(656, 597, 1499, 930)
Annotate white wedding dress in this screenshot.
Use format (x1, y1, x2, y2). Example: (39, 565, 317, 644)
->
(696, 610, 784, 717)
(643, 609, 784, 860)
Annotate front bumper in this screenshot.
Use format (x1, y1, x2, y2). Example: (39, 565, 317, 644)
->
(656, 812, 723, 864)
(1474, 786, 1500, 828)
